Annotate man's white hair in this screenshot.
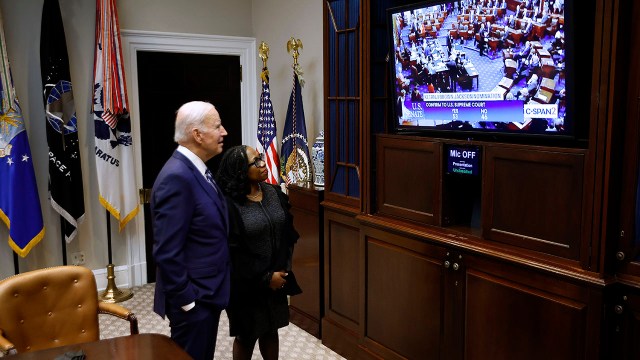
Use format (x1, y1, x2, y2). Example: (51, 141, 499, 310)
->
(174, 101, 216, 143)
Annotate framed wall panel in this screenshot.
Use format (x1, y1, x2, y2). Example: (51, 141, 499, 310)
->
(482, 146, 586, 260)
(376, 135, 441, 225)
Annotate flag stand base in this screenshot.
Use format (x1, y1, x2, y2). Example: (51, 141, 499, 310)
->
(98, 264, 134, 303)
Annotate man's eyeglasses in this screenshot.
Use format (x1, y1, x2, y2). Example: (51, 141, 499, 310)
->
(249, 153, 266, 168)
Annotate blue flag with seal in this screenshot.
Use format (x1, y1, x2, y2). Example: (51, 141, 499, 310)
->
(41, 0, 86, 242)
(280, 72, 310, 184)
(0, 7, 46, 257)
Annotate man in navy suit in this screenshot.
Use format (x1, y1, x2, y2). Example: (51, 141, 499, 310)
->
(151, 101, 230, 360)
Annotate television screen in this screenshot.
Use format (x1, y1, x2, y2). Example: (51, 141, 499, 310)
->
(389, 0, 572, 137)
(446, 144, 481, 175)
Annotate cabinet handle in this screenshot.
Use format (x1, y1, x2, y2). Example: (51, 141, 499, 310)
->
(614, 305, 624, 315)
(444, 261, 451, 268)
(616, 252, 625, 261)
(453, 263, 460, 271)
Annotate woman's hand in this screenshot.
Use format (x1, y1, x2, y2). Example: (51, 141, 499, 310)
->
(269, 270, 288, 290)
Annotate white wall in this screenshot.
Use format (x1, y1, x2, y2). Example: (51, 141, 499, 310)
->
(118, 0, 253, 36)
(252, 0, 324, 145)
(0, 0, 323, 283)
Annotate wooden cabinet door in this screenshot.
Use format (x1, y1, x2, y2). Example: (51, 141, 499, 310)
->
(614, 0, 640, 281)
(607, 285, 640, 359)
(463, 255, 601, 360)
(362, 226, 450, 360)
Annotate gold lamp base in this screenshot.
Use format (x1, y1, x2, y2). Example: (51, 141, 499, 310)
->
(98, 264, 134, 303)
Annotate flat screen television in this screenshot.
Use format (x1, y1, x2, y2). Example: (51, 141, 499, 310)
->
(388, 0, 588, 142)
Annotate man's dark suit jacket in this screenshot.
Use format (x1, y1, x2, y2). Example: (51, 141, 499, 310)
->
(151, 150, 230, 317)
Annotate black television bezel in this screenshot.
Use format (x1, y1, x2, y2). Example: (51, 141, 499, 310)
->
(386, 0, 591, 148)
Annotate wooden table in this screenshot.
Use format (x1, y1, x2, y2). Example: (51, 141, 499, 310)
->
(9, 334, 191, 360)
(540, 58, 557, 79)
(533, 23, 546, 39)
(498, 76, 514, 90)
(491, 85, 509, 99)
(536, 48, 551, 59)
(530, 41, 543, 49)
(464, 63, 479, 90)
(540, 77, 556, 92)
(508, 29, 523, 45)
(488, 37, 500, 53)
(533, 88, 554, 104)
(504, 58, 517, 78)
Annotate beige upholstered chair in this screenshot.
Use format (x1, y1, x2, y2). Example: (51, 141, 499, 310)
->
(0, 266, 138, 355)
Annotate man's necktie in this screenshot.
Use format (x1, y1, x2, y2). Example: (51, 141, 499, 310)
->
(205, 169, 228, 231)
(205, 169, 218, 193)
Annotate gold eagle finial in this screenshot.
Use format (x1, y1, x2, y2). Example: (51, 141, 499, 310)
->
(258, 41, 270, 68)
(286, 37, 305, 87)
(258, 41, 270, 83)
(286, 37, 303, 66)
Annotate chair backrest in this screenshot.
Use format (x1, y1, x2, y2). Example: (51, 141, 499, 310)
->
(0, 266, 101, 353)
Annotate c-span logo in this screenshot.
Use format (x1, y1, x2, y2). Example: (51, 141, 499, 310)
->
(523, 104, 558, 118)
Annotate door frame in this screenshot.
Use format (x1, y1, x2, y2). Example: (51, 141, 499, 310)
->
(121, 30, 257, 285)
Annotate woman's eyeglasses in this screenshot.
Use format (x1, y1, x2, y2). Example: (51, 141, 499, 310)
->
(249, 153, 266, 168)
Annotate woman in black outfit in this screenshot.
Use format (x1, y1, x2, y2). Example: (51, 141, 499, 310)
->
(216, 145, 300, 360)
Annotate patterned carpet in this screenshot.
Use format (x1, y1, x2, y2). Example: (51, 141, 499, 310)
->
(99, 283, 344, 359)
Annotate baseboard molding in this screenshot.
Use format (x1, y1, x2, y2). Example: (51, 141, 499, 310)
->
(290, 306, 321, 338)
(321, 318, 359, 360)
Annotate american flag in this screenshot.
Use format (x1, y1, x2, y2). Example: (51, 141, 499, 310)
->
(256, 70, 280, 184)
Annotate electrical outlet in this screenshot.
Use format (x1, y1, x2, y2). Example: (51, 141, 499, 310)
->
(71, 251, 85, 265)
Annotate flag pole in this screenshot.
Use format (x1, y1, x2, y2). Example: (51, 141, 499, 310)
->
(286, 37, 310, 184)
(288, 38, 301, 179)
(60, 216, 67, 265)
(98, 209, 133, 303)
(94, 0, 135, 303)
(13, 253, 19, 275)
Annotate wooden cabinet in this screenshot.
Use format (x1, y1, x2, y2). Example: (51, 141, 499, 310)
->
(608, 0, 640, 352)
(288, 184, 324, 338)
(323, 219, 603, 359)
(613, 0, 640, 282)
(321, 0, 636, 358)
(607, 284, 640, 359)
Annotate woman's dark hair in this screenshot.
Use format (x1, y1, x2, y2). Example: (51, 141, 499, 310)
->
(215, 145, 250, 204)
